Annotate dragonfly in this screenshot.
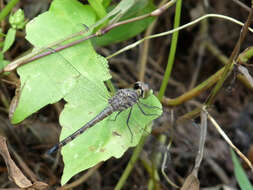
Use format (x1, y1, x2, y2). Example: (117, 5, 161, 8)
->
(47, 81, 161, 154)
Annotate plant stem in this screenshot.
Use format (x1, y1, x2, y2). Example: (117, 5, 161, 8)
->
(138, 0, 174, 81)
(3, 1, 175, 72)
(107, 14, 253, 60)
(206, 8, 253, 105)
(157, 0, 182, 101)
(161, 66, 225, 106)
(0, 0, 19, 22)
(114, 134, 147, 190)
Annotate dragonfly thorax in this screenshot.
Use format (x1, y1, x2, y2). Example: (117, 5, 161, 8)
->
(108, 89, 139, 111)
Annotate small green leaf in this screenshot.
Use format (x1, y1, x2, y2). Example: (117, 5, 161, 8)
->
(2, 28, 16, 53)
(102, 0, 112, 8)
(93, 0, 155, 46)
(9, 9, 27, 29)
(93, 0, 136, 28)
(230, 149, 253, 190)
(12, 0, 106, 124)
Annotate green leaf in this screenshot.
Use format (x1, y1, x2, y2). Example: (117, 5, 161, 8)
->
(60, 90, 162, 184)
(87, 0, 107, 19)
(93, 0, 155, 46)
(92, 0, 136, 28)
(9, 9, 27, 29)
(11, 0, 162, 185)
(2, 28, 16, 53)
(230, 149, 253, 190)
(102, 0, 112, 8)
(11, 0, 109, 123)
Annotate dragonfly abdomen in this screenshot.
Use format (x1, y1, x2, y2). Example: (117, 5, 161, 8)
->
(47, 106, 114, 154)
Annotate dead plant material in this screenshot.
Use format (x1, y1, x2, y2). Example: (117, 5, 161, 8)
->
(0, 136, 48, 189)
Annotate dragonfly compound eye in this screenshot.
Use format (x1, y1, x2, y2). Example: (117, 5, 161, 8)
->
(134, 82, 150, 99)
(134, 82, 141, 90)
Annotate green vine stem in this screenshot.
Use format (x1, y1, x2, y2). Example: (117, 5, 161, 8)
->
(157, 0, 182, 101)
(114, 134, 148, 190)
(206, 8, 253, 105)
(0, 0, 19, 22)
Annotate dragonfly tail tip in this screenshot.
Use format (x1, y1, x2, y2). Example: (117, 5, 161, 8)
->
(47, 145, 59, 155)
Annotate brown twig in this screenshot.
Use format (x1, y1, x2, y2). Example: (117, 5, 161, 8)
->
(0, 136, 32, 188)
(58, 163, 102, 190)
(3, 1, 176, 73)
(9, 146, 38, 182)
(206, 7, 253, 105)
(138, 0, 176, 81)
(205, 42, 253, 91)
(177, 7, 253, 123)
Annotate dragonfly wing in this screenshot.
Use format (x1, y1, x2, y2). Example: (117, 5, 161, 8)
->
(56, 50, 111, 101)
(50, 50, 112, 137)
(59, 76, 109, 139)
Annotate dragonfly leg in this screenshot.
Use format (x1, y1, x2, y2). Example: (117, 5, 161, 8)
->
(81, 23, 90, 32)
(136, 102, 160, 117)
(109, 110, 123, 121)
(47, 47, 58, 56)
(47, 144, 59, 155)
(138, 101, 162, 110)
(126, 107, 134, 143)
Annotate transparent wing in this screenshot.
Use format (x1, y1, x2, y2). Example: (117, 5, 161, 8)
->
(48, 49, 112, 134)
(55, 49, 111, 102)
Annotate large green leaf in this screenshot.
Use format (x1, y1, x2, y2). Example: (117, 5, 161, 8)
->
(12, 0, 109, 123)
(11, 0, 162, 185)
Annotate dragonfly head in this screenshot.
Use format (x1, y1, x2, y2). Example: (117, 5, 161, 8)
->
(134, 81, 151, 99)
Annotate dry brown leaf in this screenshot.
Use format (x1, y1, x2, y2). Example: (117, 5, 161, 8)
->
(180, 173, 200, 190)
(27, 181, 48, 190)
(0, 136, 32, 188)
(8, 81, 21, 120)
(244, 145, 253, 169)
(238, 65, 253, 88)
